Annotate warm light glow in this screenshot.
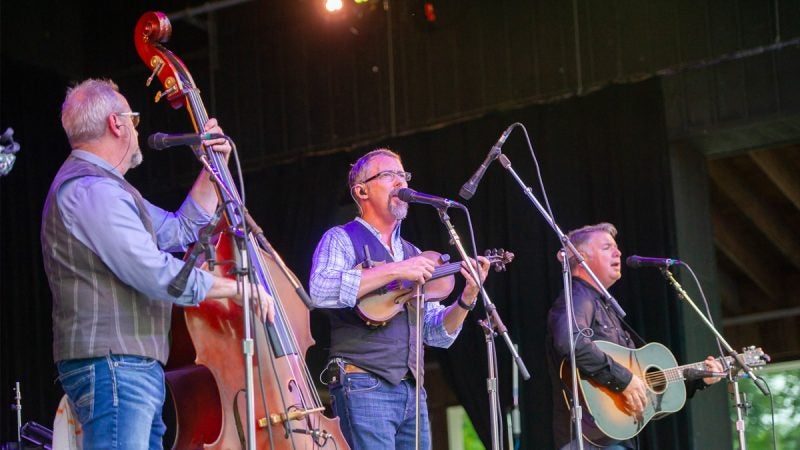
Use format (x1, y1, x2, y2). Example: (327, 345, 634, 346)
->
(325, 0, 344, 12)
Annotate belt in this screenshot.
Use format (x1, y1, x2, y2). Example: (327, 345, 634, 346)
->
(342, 363, 368, 374)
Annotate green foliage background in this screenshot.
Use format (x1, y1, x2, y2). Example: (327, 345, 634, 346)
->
(731, 368, 800, 450)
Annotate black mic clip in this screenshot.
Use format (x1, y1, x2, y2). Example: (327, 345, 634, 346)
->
(683, 368, 729, 381)
(167, 204, 226, 297)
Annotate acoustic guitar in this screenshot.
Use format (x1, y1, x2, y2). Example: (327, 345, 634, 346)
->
(355, 248, 514, 326)
(560, 340, 768, 446)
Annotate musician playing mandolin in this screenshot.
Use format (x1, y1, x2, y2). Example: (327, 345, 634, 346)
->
(42, 79, 273, 449)
(545, 222, 724, 450)
(309, 148, 491, 450)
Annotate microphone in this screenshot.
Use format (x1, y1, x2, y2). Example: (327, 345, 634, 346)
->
(625, 255, 682, 269)
(459, 125, 513, 200)
(147, 132, 225, 150)
(683, 368, 728, 381)
(167, 205, 225, 297)
(396, 188, 465, 210)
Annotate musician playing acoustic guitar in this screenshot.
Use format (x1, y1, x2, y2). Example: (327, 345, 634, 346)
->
(309, 148, 490, 450)
(545, 222, 724, 450)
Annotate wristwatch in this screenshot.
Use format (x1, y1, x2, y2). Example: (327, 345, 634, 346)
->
(457, 295, 477, 311)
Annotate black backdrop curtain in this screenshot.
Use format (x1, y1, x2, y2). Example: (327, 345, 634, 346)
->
(1, 74, 694, 449)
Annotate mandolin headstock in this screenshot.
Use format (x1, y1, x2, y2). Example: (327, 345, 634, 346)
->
(484, 248, 515, 272)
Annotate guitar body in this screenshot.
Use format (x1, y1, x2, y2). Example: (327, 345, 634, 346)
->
(561, 341, 686, 446)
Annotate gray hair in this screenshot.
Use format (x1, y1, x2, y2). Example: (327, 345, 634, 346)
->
(347, 148, 402, 214)
(563, 222, 618, 269)
(61, 79, 127, 146)
(347, 148, 401, 188)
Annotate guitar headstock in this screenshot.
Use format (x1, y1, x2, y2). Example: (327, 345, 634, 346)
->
(740, 346, 770, 368)
(484, 248, 515, 272)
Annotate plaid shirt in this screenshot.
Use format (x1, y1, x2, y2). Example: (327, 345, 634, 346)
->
(309, 217, 459, 348)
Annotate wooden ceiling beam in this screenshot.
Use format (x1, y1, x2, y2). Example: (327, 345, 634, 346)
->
(710, 210, 783, 301)
(708, 161, 800, 270)
(749, 148, 800, 211)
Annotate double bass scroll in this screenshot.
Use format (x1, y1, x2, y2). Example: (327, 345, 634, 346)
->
(134, 11, 350, 450)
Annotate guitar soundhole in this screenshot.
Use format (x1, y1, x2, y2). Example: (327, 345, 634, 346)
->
(645, 367, 667, 394)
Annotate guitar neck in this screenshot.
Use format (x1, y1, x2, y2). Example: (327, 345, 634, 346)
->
(663, 356, 733, 382)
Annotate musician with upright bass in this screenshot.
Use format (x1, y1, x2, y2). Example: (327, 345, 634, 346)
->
(42, 79, 274, 449)
(309, 148, 492, 450)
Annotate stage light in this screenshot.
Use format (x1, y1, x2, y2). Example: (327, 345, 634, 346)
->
(424, 2, 436, 23)
(325, 0, 343, 13)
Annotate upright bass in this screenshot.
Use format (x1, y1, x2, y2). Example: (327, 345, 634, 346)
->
(134, 11, 349, 450)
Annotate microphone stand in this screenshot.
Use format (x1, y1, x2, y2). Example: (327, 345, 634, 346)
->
(559, 250, 584, 450)
(189, 140, 262, 450)
(12, 382, 22, 449)
(435, 207, 530, 450)
(496, 153, 627, 450)
(659, 268, 768, 450)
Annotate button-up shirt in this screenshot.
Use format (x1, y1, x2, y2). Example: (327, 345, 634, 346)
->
(56, 150, 214, 305)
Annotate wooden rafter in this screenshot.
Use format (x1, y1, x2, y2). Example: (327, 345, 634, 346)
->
(708, 161, 800, 270)
(749, 148, 800, 211)
(710, 210, 782, 301)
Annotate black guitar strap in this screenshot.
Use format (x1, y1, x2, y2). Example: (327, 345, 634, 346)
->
(615, 312, 647, 347)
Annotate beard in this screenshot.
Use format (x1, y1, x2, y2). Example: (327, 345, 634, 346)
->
(388, 189, 408, 220)
(129, 146, 143, 169)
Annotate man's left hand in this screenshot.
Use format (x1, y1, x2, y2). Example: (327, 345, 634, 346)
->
(702, 356, 726, 385)
(202, 118, 231, 161)
(459, 256, 491, 304)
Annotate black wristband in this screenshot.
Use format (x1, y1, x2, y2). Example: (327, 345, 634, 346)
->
(457, 295, 476, 311)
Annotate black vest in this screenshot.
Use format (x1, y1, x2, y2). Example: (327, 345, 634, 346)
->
(326, 220, 422, 385)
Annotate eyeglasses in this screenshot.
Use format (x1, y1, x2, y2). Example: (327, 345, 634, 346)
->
(117, 112, 140, 129)
(360, 170, 412, 184)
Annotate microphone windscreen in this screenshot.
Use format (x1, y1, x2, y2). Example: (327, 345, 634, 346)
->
(146, 133, 163, 150)
(396, 188, 414, 202)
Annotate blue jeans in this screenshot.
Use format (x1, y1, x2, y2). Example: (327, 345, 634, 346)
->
(57, 354, 167, 450)
(329, 372, 430, 450)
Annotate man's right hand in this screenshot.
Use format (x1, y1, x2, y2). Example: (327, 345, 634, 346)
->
(621, 375, 648, 414)
(392, 255, 436, 284)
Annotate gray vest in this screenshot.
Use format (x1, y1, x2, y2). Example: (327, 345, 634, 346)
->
(327, 220, 422, 385)
(42, 155, 172, 364)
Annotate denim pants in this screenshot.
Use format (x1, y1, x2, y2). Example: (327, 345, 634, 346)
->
(57, 354, 167, 450)
(329, 372, 431, 450)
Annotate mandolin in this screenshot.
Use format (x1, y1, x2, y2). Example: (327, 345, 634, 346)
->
(355, 248, 514, 326)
